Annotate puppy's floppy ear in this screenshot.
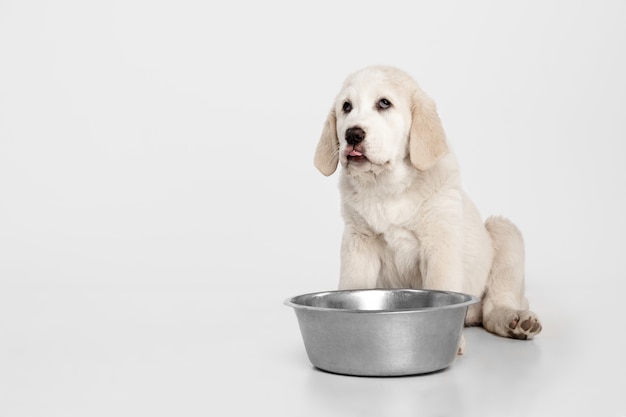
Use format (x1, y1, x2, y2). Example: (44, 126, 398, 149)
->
(314, 108, 339, 176)
(409, 92, 449, 171)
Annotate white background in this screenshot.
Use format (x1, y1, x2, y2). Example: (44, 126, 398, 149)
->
(1, 1, 625, 416)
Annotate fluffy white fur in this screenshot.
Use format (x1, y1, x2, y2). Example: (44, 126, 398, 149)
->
(314, 66, 541, 352)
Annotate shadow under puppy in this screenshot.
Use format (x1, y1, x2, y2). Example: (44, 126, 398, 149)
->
(314, 65, 542, 353)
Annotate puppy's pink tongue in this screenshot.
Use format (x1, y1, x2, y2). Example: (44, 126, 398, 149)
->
(349, 150, 363, 157)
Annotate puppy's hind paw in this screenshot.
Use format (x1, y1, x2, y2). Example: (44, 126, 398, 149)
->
(507, 310, 542, 340)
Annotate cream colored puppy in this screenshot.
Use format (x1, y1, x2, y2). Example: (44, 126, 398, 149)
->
(314, 66, 541, 350)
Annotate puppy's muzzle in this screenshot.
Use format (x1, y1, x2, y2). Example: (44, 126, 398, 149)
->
(345, 126, 368, 164)
(345, 126, 365, 145)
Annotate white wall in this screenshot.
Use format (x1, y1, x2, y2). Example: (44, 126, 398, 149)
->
(1, 0, 625, 294)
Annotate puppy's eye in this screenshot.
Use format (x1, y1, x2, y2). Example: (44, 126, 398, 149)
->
(377, 98, 392, 110)
(342, 101, 352, 113)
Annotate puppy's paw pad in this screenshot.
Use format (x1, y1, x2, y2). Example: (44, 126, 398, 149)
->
(506, 311, 542, 340)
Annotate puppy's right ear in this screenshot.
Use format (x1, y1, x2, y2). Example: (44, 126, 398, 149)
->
(314, 108, 339, 176)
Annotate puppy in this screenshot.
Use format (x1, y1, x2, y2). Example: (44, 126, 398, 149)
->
(314, 66, 541, 351)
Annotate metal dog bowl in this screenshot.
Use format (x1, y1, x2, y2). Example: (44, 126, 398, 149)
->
(284, 289, 479, 376)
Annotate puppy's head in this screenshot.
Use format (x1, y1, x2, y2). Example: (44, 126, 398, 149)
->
(314, 66, 448, 176)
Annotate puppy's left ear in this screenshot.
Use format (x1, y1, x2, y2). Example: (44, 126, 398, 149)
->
(314, 108, 339, 176)
(409, 92, 449, 171)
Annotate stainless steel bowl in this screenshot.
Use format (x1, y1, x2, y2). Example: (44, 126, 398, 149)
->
(284, 289, 479, 376)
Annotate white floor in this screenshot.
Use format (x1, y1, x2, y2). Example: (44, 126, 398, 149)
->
(1, 278, 624, 417)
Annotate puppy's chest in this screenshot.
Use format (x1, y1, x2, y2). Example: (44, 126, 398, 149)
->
(352, 192, 419, 235)
(353, 195, 422, 269)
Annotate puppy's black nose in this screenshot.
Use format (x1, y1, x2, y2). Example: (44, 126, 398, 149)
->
(345, 126, 365, 145)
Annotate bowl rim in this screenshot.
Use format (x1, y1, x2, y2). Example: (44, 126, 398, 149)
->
(284, 288, 479, 314)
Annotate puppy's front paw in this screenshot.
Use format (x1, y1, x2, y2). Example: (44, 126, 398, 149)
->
(507, 310, 542, 340)
(457, 333, 466, 355)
